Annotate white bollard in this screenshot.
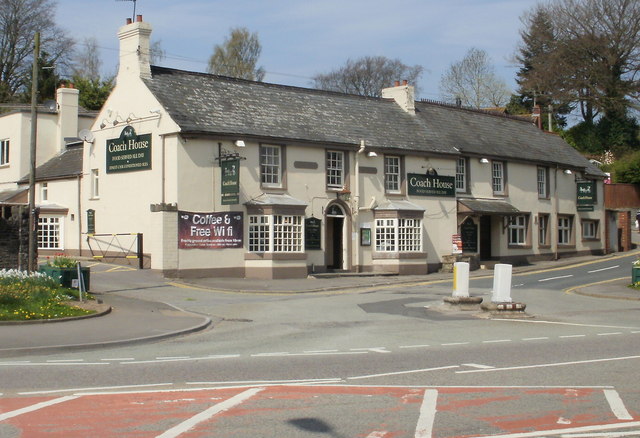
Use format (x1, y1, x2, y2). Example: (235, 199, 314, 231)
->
(491, 264, 513, 303)
(452, 262, 470, 298)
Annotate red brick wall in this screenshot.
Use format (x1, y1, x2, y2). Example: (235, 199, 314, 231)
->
(619, 210, 632, 252)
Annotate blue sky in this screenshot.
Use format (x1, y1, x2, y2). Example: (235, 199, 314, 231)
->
(57, 0, 538, 101)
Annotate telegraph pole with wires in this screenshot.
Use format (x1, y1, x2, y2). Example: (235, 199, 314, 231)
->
(27, 32, 39, 272)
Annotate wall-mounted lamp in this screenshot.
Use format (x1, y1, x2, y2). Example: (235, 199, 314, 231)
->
(99, 119, 107, 129)
(234, 140, 246, 147)
(149, 108, 161, 115)
(564, 169, 572, 175)
(367, 151, 377, 157)
(479, 158, 489, 164)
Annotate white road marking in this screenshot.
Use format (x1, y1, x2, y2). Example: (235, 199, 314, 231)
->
(415, 389, 438, 438)
(538, 274, 573, 282)
(482, 339, 512, 344)
(466, 421, 640, 437)
(400, 345, 431, 349)
(456, 355, 640, 374)
(597, 332, 623, 336)
(155, 387, 264, 438)
(522, 337, 549, 341)
(462, 363, 495, 369)
(19, 383, 173, 395)
(304, 350, 338, 353)
(441, 342, 470, 346)
(122, 355, 239, 364)
(101, 358, 135, 361)
(587, 265, 619, 273)
(156, 356, 190, 360)
(251, 351, 366, 358)
(513, 284, 524, 287)
(559, 335, 586, 338)
(350, 347, 391, 354)
(46, 359, 85, 363)
(494, 319, 640, 330)
(348, 365, 459, 380)
(603, 389, 633, 420)
(186, 378, 342, 386)
(0, 362, 107, 367)
(562, 431, 640, 437)
(0, 396, 78, 421)
(366, 432, 388, 438)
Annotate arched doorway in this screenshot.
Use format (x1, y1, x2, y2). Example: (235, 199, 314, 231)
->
(325, 203, 349, 270)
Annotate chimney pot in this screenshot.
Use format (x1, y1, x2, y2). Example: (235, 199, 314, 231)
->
(402, 80, 408, 86)
(126, 18, 132, 25)
(394, 80, 400, 87)
(136, 14, 143, 22)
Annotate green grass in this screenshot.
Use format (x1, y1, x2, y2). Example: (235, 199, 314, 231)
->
(0, 269, 94, 321)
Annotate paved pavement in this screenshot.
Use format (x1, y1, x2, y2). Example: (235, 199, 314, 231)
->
(1, 243, 639, 357)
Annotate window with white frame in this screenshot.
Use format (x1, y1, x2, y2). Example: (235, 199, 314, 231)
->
(326, 150, 344, 189)
(558, 216, 573, 245)
(455, 157, 467, 192)
(91, 169, 100, 198)
(248, 215, 270, 252)
(41, 183, 48, 201)
(538, 214, 549, 246)
(492, 161, 505, 195)
(248, 214, 303, 252)
(375, 217, 422, 252)
(537, 167, 548, 198)
(0, 139, 8, 165)
(582, 220, 598, 239)
(384, 155, 401, 193)
(398, 218, 422, 251)
(38, 216, 62, 249)
(508, 215, 527, 245)
(260, 144, 282, 187)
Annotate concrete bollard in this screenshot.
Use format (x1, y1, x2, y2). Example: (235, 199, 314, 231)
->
(491, 264, 513, 303)
(452, 262, 470, 298)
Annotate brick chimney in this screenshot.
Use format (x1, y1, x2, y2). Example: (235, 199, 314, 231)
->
(532, 105, 543, 130)
(381, 80, 415, 114)
(117, 14, 152, 80)
(56, 84, 79, 152)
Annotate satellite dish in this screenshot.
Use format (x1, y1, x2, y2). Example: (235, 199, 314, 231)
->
(79, 129, 95, 144)
(43, 100, 58, 112)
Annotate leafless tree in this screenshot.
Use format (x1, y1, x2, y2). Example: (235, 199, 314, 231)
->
(312, 56, 423, 98)
(72, 37, 102, 81)
(150, 39, 166, 65)
(0, 0, 73, 101)
(439, 48, 510, 109)
(517, 0, 640, 122)
(207, 27, 265, 81)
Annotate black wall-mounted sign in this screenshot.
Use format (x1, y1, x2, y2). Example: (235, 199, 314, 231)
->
(86, 209, 95, 234)
(305, 217, 321, 250)
(577, 181, 596, 205)
(460, 218, 478, 252)
(106, 126, 152, 173)
(407, 173, 456, 197)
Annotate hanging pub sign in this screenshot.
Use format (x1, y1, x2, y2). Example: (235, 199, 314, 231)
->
(221, 158, 240, 205)
(106, 126, 152, 173)
(86, 209, 95, 234)
(178, 211, 243, 249)
(407, 173, 456, 197)
(577, 181, 596, 211)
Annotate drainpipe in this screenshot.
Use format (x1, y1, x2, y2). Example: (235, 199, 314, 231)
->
(354, 140, 366, 272)
(553, 166, 559, 260)
(77, 175, 83, 256)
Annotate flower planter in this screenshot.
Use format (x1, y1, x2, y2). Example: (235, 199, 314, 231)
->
(39, 265, 90, 291)
(633, 266, 640, 284)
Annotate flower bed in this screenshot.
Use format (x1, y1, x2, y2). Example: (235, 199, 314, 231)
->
(0, 269, 93, 321)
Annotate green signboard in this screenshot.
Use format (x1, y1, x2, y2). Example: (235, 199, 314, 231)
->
(221, 158, 240, 205)
(408, 174, 456, 197)
(577, 181, 596, 205)
(106, 126, 152, 173)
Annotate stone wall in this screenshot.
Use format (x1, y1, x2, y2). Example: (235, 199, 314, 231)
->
(0, 205, 30, 270)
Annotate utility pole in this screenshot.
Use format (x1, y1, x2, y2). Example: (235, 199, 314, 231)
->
(28, 32, 40, 272)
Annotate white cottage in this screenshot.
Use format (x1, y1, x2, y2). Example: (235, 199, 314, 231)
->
(78, 16, 605, 279)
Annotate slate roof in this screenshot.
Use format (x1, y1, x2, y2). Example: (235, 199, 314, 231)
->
(144, 67, 452, 154)
(458, 198, 521, 215)
(144, 66, 602, 177)
(17, 146, 83, 184)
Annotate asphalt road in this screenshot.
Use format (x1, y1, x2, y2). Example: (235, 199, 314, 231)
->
(1, 252, 639, 437)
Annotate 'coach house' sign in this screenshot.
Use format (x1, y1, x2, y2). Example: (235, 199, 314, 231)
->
(106, 126, 152, 173)
(407, 173, 456, 197)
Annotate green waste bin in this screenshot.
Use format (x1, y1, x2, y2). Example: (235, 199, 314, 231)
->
(39, 265, 90, 291)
